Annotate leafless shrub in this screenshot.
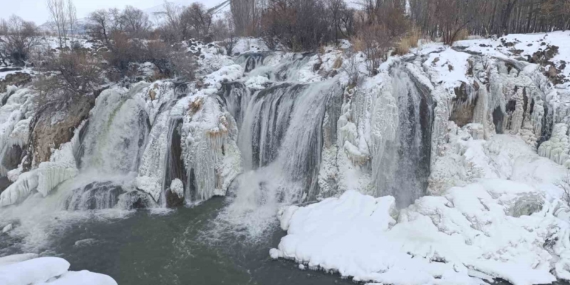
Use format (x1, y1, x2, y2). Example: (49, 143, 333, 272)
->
(213, 12, 237, 55)
(139, 39, 196, 81)
(341, 51, 362, 88)
(0, 16, 41, 66)
(170, 48, 197, 81)
(352, 24, 391, 75)
(35, 48, 103, 98)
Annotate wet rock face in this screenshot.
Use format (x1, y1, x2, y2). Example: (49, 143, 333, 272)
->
(493, 107, 505, 134)
(0, 72, 32, 97)
(65, 182, 153, 210)
(27, 95, 93, 169)
(450, 82, 478, 127)
(66, 182, 125, 211)
(1, 145, 23, 176)
(0, 177, 10, 194)
(165, 189, 184, 208)
(122, 191, 154, 209)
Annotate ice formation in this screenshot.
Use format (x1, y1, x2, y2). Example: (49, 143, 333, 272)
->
(181, 91, 242, 202)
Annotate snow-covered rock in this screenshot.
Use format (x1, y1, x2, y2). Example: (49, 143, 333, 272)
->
(0, 255, 116, 285)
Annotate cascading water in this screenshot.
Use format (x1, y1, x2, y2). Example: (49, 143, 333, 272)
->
(80, 86, 150, 173)
(357, 63, 435, 207)
(219, 70, 343, 235)
(234, 52, 268, 73)
(64, 83, 152, 210)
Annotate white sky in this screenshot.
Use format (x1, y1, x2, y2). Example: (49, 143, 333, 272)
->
(0, 0, 223, 25)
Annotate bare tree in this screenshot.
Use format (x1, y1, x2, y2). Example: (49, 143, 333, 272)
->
(67, 0, 77, 38)
(87, 9, 117, 49)
(213, 11, 237, 55)
(0, 19, 8, 36)
(231, 0, 256, 36)
(156, 2, 213, 42)
(180, 3, 213, 41)
(121, 6, 152, 38)
(155, 1, 183, 42)
(47, 0, 68, 47)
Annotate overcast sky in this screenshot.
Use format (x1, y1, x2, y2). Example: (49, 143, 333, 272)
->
(0, 0, 223, 25)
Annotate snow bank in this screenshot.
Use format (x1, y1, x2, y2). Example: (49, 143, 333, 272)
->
(35, 270, 117, 285)
(0, 257, 69, 285)
(423, 48, 472, 91)
(272, 183, 566, 285)
(0, 255, 117, 285)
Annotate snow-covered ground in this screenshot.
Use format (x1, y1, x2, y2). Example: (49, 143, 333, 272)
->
(455, 31, 570, 89)
(0, 254, 116, 285)
(273, 127, 570, 285)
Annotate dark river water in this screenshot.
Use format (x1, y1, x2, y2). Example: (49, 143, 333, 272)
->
(3, 196, 568, 285)
(24, 197, 352, 285)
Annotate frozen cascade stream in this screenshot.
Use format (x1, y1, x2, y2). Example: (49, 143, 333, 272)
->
(219, 78, 343, 234)
(213, 53, 441, 235)
(65, 83, 152, 210)
(371, 64, 434, 207)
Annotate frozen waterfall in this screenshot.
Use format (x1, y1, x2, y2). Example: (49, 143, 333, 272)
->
(371, 65, 434, 207)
